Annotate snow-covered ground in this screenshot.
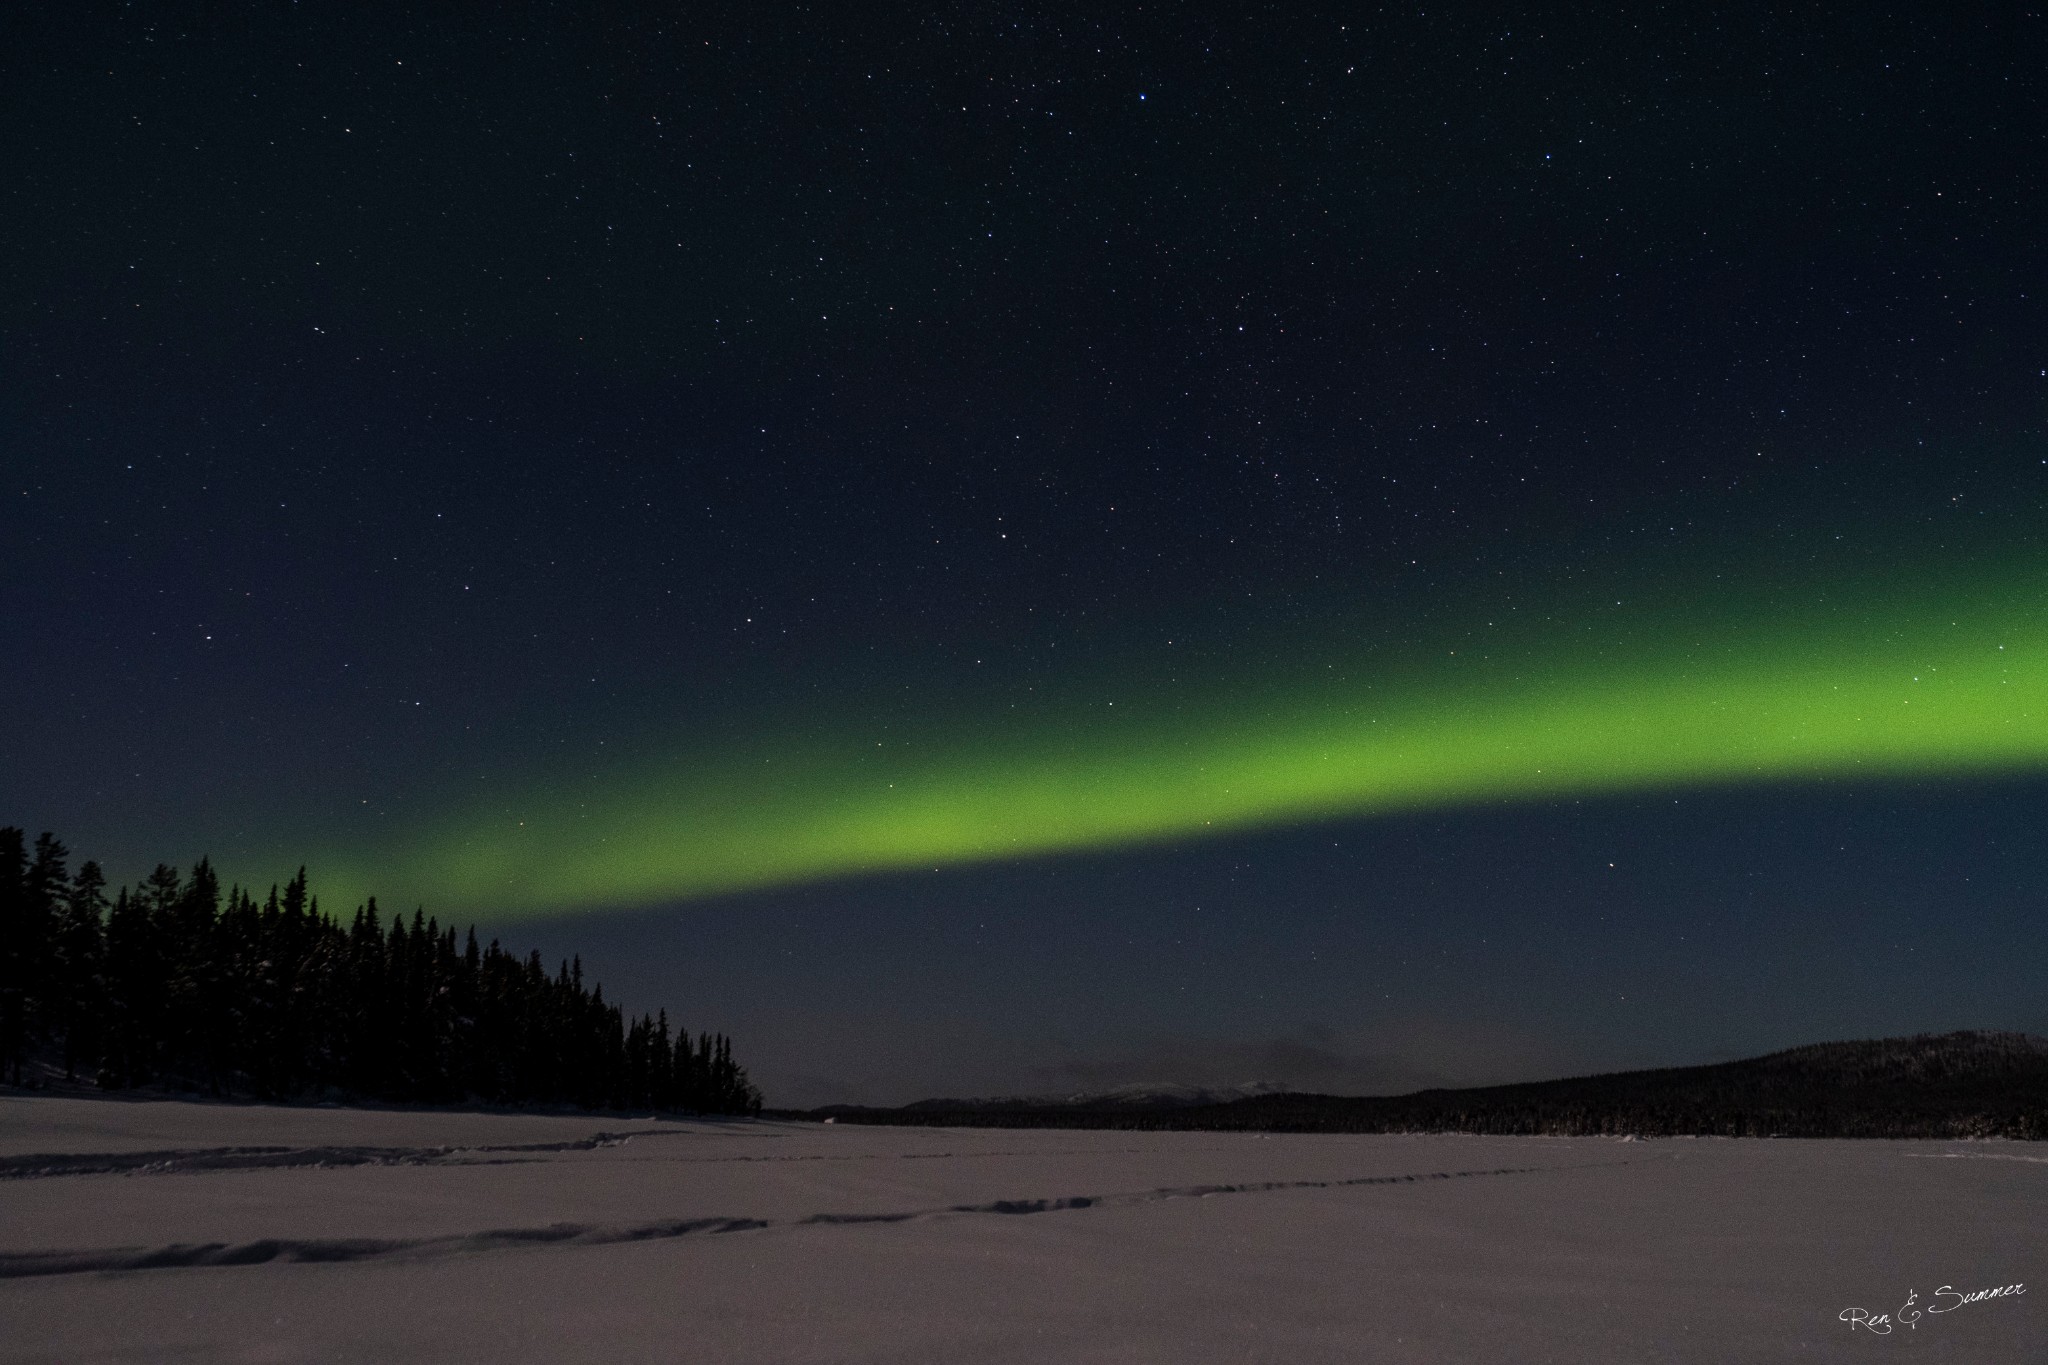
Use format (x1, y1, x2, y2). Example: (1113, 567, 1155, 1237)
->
(0, 1095, 2039, 1362)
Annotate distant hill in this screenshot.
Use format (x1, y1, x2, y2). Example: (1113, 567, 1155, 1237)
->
(903, 1081, 1294, 1111)
(791, 1031, 2048, 1140)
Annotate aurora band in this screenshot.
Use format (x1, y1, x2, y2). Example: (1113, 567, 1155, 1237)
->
(316, 556, 2048, 919)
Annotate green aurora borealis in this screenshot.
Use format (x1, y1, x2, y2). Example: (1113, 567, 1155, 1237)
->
(315, 553, 2048, 920)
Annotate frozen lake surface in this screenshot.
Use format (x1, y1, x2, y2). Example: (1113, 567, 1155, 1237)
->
(0, 1095, 2039, 1362)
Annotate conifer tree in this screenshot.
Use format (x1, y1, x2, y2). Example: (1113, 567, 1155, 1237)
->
(53, 861, 108, 1079)
(0, 829, 28, 1084)
(101, 887, 150, 1086)
(23, 835, 69, 1054)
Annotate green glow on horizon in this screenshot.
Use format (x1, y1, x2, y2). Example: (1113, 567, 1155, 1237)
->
(315, 557, 2048, 918)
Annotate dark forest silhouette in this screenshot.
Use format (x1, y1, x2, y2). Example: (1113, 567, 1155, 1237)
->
(0, 828, 759, 1115)
(800, 1031, 2048, 1140)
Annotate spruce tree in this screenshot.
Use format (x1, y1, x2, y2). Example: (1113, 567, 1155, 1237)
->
(101, 887, 154, 1086)
(24, 835, 69, 1059)
(54, 861, 108, 1079)
(0, 829, 28, 1084)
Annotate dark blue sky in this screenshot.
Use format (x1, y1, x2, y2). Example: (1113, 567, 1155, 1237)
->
(5, 4, 2045, 1103)
(510, 778, 2048, 1105)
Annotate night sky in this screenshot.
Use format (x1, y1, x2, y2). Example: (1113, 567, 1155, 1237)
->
(7, 5, 2046, 1105)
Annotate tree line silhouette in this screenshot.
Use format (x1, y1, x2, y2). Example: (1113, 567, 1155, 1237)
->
(802, 1031, 2048, 1140)
(0, 828, 759, 1114)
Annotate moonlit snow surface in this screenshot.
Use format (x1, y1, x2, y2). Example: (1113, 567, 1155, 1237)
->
(0, 1097, 2038, 1362)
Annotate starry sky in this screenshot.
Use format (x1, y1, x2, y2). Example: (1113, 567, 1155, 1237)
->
(6, 4, 2046, 1105)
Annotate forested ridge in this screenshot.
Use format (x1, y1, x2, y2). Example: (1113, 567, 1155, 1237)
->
(0, 828, 759, 1114)
(800, 1031, 2048, 1140)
